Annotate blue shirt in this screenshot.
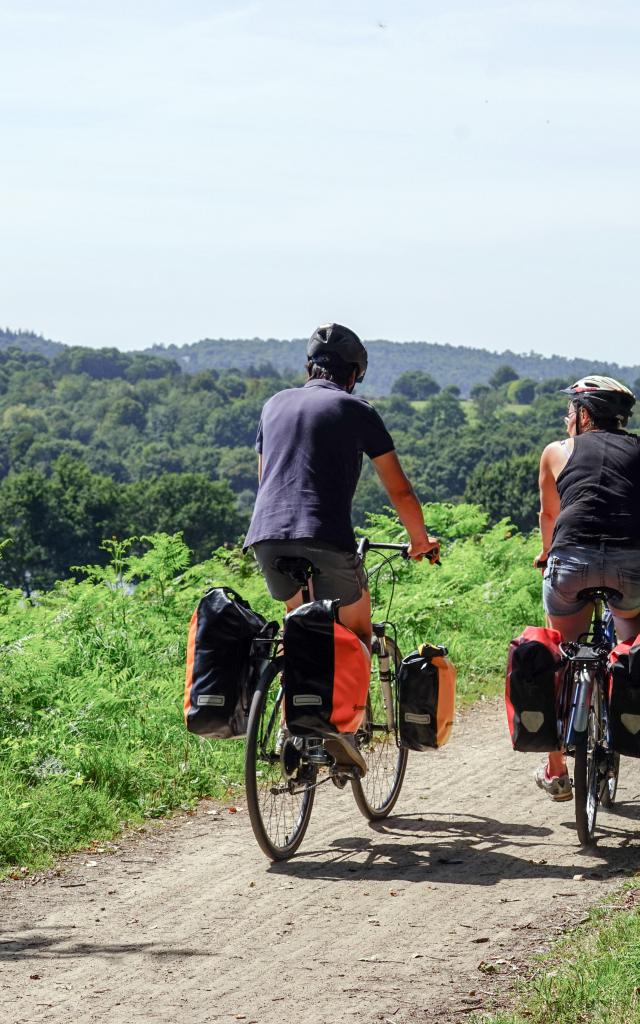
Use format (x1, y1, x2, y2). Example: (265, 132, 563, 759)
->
(244, 379, 395, 553)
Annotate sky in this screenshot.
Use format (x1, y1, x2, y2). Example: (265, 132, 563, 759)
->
(1, 1, 639, 363)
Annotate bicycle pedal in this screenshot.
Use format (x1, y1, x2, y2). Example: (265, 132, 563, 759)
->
(280, 739, 303, 780)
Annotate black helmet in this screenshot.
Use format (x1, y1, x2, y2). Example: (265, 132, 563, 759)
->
(307, 323, 368, 383)
(561, 375, 635, 425)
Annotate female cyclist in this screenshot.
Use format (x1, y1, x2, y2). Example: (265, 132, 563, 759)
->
(534, 375, 640, 800)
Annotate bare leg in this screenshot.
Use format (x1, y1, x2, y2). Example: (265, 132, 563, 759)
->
(548, 606, 594, 644)
(610, 609, 640, 644)
(335, 589, 372, 653)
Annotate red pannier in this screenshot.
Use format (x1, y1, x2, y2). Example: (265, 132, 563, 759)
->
(505, 626, 564, 752)
(608, 632, 640, 757)
(283, 600, 370, 736)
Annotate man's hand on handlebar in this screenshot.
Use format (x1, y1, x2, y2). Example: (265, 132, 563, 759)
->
(408, 534, 441, 564)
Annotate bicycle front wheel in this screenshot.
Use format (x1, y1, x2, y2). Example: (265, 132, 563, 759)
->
(245, 663, 316, 861)
(351, 637, 408, 820)
(600, 752, 620, 808)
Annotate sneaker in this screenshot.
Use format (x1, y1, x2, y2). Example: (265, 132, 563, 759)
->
(323, 733, 367, 777)
(534, 764, 573, 802)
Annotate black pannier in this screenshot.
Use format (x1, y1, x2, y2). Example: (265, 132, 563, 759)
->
(397, 644, 456, 751)
(505, 627, 564, 752)
(184, 587, 276, 738)
(283, 600, 370, 737)
(608, 634, 640, 757)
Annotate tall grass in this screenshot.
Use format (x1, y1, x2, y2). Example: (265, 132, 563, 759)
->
(0, 506, 542, 874)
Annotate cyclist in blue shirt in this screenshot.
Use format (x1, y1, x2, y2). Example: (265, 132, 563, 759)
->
(244, 323, 440, 770)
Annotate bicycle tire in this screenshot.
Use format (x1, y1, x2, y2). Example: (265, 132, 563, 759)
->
(245, 662, 316, 861)
(351, 637, 408, 820)
(600, 752, 620, 808)
(574, 704, 600, 845)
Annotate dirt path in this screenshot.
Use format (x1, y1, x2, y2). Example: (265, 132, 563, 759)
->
(2, 700, 640, 1024)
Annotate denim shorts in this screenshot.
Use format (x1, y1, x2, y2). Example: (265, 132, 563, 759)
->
(543, 545, 640, 617)
(252, 540, 368, 606)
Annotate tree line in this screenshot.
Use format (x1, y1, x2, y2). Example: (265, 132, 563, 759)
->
(1, 344, 637, 590)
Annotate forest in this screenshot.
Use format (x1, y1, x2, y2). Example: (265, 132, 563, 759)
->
(3, 326, 639, 397)
(0, 337, 638, 590)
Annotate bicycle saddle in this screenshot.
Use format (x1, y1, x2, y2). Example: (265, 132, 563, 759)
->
(576, 586, 622, 603)
(274, 556, 317, 586)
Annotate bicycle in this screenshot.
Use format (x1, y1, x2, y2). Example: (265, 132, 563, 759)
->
(558, 585, 620, 845)
(244, 537, 415, 861)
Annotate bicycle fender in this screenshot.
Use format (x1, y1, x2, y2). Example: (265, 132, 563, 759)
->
(568, 668, 594, 742)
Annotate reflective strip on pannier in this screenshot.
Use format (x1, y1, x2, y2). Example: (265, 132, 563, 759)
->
(283, 600, 370, 737)
(608, 632, 640, 757)
(397, 644, 456, 751)
(184, 587, 276, 739)
(505, 626, 564, 752)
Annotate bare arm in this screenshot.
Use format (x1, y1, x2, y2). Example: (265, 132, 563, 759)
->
(536, 443, 563, 566)
(372, 450, 440, 561)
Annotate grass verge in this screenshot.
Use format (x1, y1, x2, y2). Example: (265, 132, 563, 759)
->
(476, 885, 640, 1024)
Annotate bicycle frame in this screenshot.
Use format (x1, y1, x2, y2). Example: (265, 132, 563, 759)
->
(560, 595, 611, 749)
(558, 591, 620, 844)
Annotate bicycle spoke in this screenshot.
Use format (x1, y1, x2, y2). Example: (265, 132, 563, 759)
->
(245, 667, 316, 860)
(352, 637, 408, 819)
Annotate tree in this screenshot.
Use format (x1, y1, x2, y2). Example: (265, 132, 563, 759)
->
(464, 452, 539, 532)
(536, 376, 569, 396)
(123, 474, 244, 561)
(507, 378, 536, 405)
(0, 458, 121, 590)
(216, 446, 258, 494)
(391, 370, 440, 400)
(489, 365, 519, 389)
(470, 384, 501, 419)
(208, 399, 263, 448)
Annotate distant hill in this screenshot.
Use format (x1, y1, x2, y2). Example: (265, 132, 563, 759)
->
(0, 328, 66, 359)
(146, 337, 640, 397)
(3, 327, 639, 396)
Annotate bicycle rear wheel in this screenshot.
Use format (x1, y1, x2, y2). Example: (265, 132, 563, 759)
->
(245, 663, 316, 860)
(574, 699, 601, 845)
(351, 637, 408, 820)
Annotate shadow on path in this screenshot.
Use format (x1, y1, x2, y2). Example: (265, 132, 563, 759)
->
(267, 811, 638, 883)
(0, 928, 213, 961)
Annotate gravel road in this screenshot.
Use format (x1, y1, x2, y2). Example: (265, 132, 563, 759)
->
(2, 700, 639, 1024)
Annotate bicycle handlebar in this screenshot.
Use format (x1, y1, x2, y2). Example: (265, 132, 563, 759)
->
(357, 538, 441, 565)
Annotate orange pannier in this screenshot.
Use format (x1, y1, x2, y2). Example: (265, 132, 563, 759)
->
(397, 644, 456, 750)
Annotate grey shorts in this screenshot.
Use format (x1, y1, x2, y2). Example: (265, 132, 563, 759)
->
(252, 540, 368, 607)
(543, 545, 640, 617)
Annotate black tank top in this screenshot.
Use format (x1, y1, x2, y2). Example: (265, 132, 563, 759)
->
(552, 431, 640, 551)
